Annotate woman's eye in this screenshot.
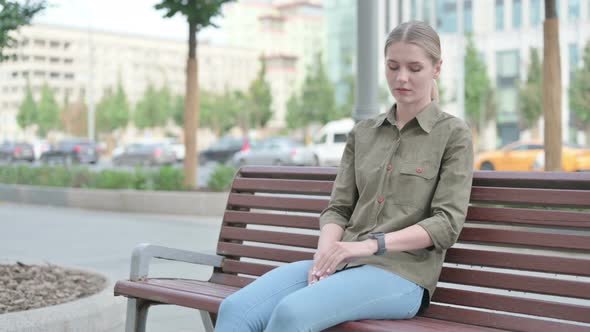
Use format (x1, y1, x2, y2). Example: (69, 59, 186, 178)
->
(410, 67, 422, 72)
(388, 66, 399, 71)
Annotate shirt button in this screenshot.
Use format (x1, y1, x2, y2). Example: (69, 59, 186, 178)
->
(416, 167, 423, 174)
(386, 165, 393, 171)
(377, 197, 385, 203)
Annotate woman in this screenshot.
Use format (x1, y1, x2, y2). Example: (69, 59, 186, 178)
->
(215, 21, 474, 332)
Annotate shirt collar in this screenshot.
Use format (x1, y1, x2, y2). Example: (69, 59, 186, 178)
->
(372, 102, 441, 133)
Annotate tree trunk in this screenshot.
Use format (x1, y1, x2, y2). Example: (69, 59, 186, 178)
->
(183, 23, 199, 189)
(543, 0, 562, 171)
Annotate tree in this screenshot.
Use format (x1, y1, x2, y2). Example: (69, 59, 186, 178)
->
(286, 53, 344, 131)
(518, 48, 543, 138)
(464, 35, 494, 133)
(199, 89, 240, 136)
(61, 94, 88, 137)
(569, 42, 590, 145)
(155, 0, 235, 189)
(543, 0, 562, 171)
(134, 83, 171, 129)
(36, 83, 60, 137)
(16, 83, 36, 130)
(0, 0, 45, 61)
(96, 80, 130, 134)
(248, 58, 273, 129)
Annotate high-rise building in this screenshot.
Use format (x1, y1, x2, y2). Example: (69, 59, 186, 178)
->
(325, 0, 590, 148)
(223, 0, 325, 128)
(0, 24, 259, 141)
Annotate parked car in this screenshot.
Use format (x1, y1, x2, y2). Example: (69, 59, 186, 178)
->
(40, 138, 99, 165)
(232, 137, 318, 166)
(475, 141, 590, 172)
(307, 118, 355, 166)
(0, 141, 35, 163)
(112, 142, 176, 167)
(199, 136, 252, 165)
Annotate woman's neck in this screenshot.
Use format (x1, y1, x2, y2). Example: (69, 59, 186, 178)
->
(395, 99, 432, 129)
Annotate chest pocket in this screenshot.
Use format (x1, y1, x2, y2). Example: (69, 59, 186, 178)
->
(394, 161, 439, 208)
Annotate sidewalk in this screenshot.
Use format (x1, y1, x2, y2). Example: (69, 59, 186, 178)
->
(0, 202, 222, 332)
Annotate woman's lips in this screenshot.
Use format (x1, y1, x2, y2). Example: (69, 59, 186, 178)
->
(396, 88, 411, 94)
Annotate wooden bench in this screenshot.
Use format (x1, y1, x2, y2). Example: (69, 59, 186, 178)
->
(114, 166, 590, 332)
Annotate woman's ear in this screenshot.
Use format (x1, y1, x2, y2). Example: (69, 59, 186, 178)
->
(433, 60, 442, 79)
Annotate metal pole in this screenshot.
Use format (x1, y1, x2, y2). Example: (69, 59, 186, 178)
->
(456, 0, 465, 120)
(354, 0, 380, 121)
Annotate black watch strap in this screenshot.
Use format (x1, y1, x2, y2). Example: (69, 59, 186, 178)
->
(368, 232, 386, 256)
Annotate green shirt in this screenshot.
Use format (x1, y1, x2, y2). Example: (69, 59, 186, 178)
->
(319, 101, 474, 302)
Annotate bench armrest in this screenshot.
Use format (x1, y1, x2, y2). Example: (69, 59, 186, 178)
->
(129, 243, 224, 280)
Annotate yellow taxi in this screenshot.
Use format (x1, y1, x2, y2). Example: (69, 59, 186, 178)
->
(474, 141, 590, 172)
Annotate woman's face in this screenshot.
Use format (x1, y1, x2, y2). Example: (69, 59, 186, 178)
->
(385, 41, 441, 106)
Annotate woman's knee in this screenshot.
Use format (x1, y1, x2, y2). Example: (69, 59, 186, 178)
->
(267, 296, 312, 331)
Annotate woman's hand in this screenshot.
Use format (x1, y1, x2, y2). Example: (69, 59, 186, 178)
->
(309, 240, 376, 284)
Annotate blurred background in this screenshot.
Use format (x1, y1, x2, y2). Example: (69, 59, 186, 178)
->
(1, 0, 590, 191)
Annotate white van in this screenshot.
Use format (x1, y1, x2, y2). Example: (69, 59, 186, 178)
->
(309, 118, 355, 166)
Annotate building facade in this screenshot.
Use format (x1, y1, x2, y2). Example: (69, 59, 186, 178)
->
(325, 0, 590, 149)
(0, 24, 260, 141)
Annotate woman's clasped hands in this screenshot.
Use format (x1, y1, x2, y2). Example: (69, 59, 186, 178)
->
(308, 240, 377, 285)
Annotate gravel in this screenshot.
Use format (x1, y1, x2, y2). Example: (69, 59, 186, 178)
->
(0, 262, 106, 314)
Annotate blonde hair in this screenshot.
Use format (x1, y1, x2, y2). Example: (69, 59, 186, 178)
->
(384, 21, 441, 102)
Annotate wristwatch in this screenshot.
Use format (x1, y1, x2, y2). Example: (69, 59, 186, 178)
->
(368, 232, 386, 256)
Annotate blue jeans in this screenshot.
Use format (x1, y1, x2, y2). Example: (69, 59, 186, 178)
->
(215, 260, 424, 332)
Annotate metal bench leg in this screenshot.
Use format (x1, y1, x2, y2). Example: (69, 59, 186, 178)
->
(125, 298, 151, 332)
(199, 310, 215, 332)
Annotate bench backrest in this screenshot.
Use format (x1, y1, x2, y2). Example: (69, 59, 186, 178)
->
(213, 166, 590, 332)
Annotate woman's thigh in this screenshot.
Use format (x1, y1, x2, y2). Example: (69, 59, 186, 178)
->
(265, 265, 423, 332)
(215, 260, 313, 332)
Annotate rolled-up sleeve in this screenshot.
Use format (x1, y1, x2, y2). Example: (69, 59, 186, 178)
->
(319, 126, 359, 230)
(418, 123, 474, 251)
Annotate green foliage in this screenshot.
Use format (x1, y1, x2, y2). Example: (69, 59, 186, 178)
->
(198, 89, 240, 135)
(0, 0, 45, 61)
(286, 53, 344, 129)
(248, 59, 273, 128)
(134, 83, 172, 129)
(155, 0, 234, 30)
(518, 48, 543, 129)
(96, 80, 130, 134)
(570, 42, 590, 130)
(153, 166, 185, 190)
(17, 83, 36, 129)
(36, 82, 61, 136)
(172, 95, 184, 126)
(464, 35, 494, 130)
(207, 164, 236, 191)
(0, 165, 188, 191)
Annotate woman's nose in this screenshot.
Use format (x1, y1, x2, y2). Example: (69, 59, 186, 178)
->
(396, 68, 408, 82)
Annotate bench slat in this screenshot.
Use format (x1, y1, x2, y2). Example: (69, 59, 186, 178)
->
(227, 193, 328, 213)
(217, 242, 314, 263)
(221, 259, 276, 277)
(445, 248, 590, 277)
(220, 226, 318, 249)
(472, 171, 590, 190)
(439, 267, 590, 300)
(329, 317, 505, 332)
(232, 178, 333, 195)
(210, 272, 255, 288)
(239, 166, 338, 180)
(458, 226, 590, 251)
(433, 287, 590, 323)
(469, 186, 590, 207)
(467, 206, 590, 229)
(223, 211, 320, 230)
(424, 304, 589, 332)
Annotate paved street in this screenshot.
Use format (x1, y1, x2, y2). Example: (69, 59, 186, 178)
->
(0, 202, 223, 332)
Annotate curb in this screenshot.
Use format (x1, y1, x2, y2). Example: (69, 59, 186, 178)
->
(0, 271, 125, 332)
(0, 184, 228, 216)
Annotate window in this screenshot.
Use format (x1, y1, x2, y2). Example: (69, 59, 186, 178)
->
(496, 0, 505, 31)
(34, 55, 45, 62)
(464, 0, 473, 32)
(22, 71, 29, 78)
(64, 73, 74, 80)
(64, 58, 73, 64)
(436, 0, 457, 33)
(50, 57, 60, 63)
(11, 72, 18, 78)
(569, 43, 579, 82)
(49, 41, 60, 48)
(496, 50, 520, 88)
(568, 0, 580, 20)
(33, 70, 45, 77)
(334, 134, 347, 143)
(33, 39, 45, 47)
(50, 72, 59, 78)
(512, 0, 522, 29)
(530, 0, 542, 26)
